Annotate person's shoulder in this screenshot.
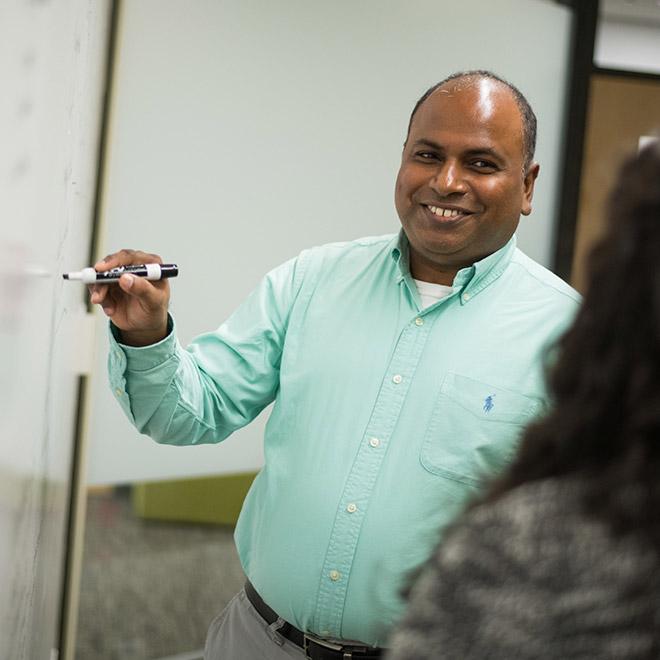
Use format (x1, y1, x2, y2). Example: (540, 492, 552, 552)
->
(272, 234, 396, 287)
(406, 477, 660, 660)
(452, 478, 572, 543)
(456, 477, 658, 586)
(470, 477, 580, 527)
(508, 248, 580, 306)
(458, 477, 650, 562)
(297, 233, 397, 270)
(306, 233, 396, 256)
(281, 234, 397, 291)
(436, 479, 592, 581)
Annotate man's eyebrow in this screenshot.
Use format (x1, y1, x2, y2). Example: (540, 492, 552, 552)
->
(410, 139, 505, 161)
(463, 147, 504, 161)
(410, 138, 444, 151)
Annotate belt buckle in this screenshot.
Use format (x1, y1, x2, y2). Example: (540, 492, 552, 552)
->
(304, 633, 352, 659)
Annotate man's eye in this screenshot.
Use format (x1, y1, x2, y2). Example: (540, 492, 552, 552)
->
(415, 151, 438, 160)
(472, 160, 497, 170)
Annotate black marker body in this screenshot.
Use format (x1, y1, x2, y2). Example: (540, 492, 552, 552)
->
(94, 264, 178, 282)
(63, 263, 178, 283)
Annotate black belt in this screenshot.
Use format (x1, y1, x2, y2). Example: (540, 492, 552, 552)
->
(244, 580, 384, 660)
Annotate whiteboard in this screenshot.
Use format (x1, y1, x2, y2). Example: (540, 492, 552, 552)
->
(0, 1, 110, 657)
(87, 0, 573, 485)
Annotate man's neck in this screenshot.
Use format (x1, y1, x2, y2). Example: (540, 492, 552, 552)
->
(409, 252, 458, 286)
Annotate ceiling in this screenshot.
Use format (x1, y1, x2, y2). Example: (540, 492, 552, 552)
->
(600, 0, 660, 26)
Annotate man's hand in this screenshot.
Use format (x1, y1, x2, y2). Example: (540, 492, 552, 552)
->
(89, 249, 170, 346)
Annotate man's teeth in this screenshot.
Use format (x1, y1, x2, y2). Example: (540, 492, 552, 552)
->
(428, 206, 461, 218)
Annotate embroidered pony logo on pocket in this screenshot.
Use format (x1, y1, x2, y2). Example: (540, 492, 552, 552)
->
(483, 394, 496, 413)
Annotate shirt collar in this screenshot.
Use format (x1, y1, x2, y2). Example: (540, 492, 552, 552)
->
(390, 231, 409, 284)
(390, 230, 516, 303)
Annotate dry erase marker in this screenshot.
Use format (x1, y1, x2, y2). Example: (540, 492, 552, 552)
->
(62, 263, 178, 284)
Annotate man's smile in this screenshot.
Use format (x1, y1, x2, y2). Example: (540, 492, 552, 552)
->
(423, 204, 475, 223)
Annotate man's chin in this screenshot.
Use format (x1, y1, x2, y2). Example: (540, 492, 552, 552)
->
(417, 241, 468, 262)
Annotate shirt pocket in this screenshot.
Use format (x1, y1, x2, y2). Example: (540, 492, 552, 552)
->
(420, 372, 543, 487)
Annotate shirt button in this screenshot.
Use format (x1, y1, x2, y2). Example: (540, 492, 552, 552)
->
(346, 503, 357, 513)
(329, 570, 341, 581)
(115, 388, 123, 397)
(392, 374, 403, 384)
(369, 437, 380, 448)
(415, 317, 424, 326)
(463, 293, 471, 302)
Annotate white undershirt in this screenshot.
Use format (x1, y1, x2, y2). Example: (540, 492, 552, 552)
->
(413, 279, 453, 310)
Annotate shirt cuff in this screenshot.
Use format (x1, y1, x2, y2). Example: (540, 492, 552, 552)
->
(108, 314, 177, 372)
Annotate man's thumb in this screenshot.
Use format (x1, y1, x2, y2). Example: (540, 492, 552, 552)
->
(118, 273, 165, 311)
(118, 273, 136, 291)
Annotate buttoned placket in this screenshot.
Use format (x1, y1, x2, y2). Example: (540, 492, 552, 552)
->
(313, 300, 438, 637)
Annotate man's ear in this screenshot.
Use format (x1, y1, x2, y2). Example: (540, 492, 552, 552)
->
(521, 163, 540, 216)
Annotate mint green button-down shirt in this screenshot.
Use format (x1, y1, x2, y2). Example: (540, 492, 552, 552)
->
(108, 232, 579, 646)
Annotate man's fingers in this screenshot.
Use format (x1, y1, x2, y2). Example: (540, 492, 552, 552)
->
(94, 249, 135, 271)
(94, 249, 164, 272)
(88, 284, 107, 305)
(88, 281, 118, 316)
(117, 273, 167, 308)
(99, 301, 116, 317)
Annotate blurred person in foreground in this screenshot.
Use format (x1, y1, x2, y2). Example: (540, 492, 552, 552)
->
(386, 141, 660, 659)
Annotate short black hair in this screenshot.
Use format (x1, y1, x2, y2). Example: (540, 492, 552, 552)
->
(407, 70, 537, 171)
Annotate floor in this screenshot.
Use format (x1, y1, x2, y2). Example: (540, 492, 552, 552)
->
(75, 487, 245, 660)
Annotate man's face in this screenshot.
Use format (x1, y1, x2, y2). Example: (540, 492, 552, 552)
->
(394, 79, 538, 284)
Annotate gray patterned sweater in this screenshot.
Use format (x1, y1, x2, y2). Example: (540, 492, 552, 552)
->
(386, 478, 660, 659)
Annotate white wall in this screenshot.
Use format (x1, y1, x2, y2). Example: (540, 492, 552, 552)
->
(595, 18, 660, 74)
(0, 1, 110, 656)
(87, 0, 573, 485)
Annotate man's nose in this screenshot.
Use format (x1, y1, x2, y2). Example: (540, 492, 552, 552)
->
(429, 162, 467, 195)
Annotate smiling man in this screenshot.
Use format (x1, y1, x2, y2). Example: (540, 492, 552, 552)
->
(92, 71, 579, 659)
(396, 73, 539, 285)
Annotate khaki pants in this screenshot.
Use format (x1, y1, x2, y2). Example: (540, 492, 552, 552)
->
(204, 588, 306, 660)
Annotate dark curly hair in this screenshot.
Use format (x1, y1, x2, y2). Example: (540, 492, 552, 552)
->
(485, 141, 660, 548)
